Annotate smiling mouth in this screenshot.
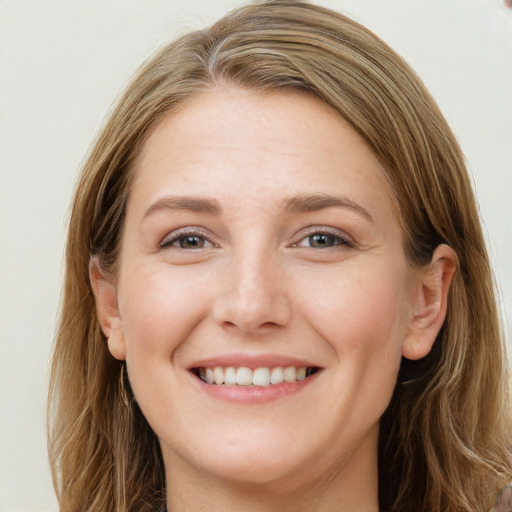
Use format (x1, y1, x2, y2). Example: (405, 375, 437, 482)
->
(191, 366, 320, 386)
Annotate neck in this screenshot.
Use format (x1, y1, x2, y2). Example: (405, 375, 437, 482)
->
(163, 428, 380, 512)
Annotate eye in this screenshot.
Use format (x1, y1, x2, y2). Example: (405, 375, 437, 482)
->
(295, 229, 352, 249)
(175, 235, 207, 249)
(160, 228, 215, 250)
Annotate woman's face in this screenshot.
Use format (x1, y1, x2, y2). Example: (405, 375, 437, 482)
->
(98, 88, 431, 493)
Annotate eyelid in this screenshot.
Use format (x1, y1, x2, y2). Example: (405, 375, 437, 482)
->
(159, 226, 218, 249)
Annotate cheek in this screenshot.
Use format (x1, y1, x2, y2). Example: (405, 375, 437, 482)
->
(116, 264, 216, 427)
(303, 263, 410, 354)
(298, 260, 411, 413)
(117, 264, 213, 362)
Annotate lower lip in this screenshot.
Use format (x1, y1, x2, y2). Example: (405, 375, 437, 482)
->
(189, 372, 320, 403)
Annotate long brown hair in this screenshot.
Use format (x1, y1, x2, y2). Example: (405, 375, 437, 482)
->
(48, 1, 512, 510)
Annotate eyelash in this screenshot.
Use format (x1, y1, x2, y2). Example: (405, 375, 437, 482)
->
(293, 227, 353, 249)
(159, 226, 353, 251)
(159, 227, 216, 250)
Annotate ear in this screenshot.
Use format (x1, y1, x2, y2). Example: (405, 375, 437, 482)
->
(402, 244, 457, 361)
(89, 257, 126, 361)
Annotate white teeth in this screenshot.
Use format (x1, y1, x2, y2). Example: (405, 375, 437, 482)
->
(270, 367, 284, 384)
(296, 367, 306, 381)
(236, 367, 253, 386)
(224, 366, 237, 385)
(283, 366, 296, 382)
(197, 365, 314, 386)
(252, 367, 271, 386)
(213, 366, 224, 385)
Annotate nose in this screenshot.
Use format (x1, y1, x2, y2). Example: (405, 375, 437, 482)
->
(212, 248, 293, 334)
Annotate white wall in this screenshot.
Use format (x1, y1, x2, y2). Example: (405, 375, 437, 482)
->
(1, 1, 510, 510)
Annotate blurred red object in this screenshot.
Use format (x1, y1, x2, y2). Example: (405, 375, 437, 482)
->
(505, 0, 512, 8)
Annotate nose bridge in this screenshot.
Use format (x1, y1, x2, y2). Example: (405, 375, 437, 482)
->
(213, 238, 292, 332)
(237, 244, 276, 303)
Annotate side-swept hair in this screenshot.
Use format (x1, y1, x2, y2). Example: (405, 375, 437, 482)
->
(48, 1, 511, 510)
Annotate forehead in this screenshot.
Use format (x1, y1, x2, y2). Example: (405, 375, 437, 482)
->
(129, 86, 398, 223)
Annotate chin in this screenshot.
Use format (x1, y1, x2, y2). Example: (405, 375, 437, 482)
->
(193, 449, 322, 492)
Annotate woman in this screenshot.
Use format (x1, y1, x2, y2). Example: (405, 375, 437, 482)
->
(47, 1, 512, 511)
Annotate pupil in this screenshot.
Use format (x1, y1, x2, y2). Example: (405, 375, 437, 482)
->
(180, 236, 203, 248)
(311, 234, 333, 247)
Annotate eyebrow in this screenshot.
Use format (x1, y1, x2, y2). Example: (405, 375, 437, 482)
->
(143, 196, 222, 219)
(284, 193, 375, 222)
(142, 193, 374, 222)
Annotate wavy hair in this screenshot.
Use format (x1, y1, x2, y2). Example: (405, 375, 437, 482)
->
(48, 1, 512, 510)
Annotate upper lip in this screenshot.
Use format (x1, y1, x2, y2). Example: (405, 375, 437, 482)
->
(188, 353, 321, 370)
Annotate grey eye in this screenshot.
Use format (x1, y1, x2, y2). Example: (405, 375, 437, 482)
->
(307, 234, 341, 248)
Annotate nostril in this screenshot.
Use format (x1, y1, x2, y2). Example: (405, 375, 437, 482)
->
(260, 321, 281, 329)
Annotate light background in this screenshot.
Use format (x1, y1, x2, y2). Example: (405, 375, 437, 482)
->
(0, 1, 511, 510)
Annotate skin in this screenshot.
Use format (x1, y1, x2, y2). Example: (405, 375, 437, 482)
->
(91, 87, 455, 512)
